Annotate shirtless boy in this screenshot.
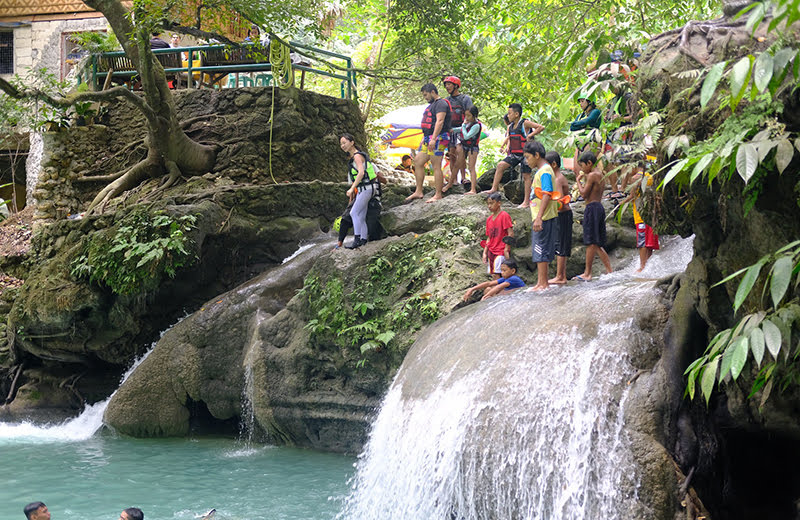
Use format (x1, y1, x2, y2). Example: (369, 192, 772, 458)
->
(573, 151, 613, 281)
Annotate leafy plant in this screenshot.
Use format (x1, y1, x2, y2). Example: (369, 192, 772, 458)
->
(685, 241, 800, 405)
(71, 211, 197, 295)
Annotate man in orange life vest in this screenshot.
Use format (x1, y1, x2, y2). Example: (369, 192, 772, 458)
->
(406, 83, 452, 203)
(482, 103, 543, 208)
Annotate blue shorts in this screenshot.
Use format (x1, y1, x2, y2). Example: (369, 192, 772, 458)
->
(419, 134, 450, 157)
(532, 218, 558, 263)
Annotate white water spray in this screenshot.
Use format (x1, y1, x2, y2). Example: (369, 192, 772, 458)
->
(0, 317, 185, 442)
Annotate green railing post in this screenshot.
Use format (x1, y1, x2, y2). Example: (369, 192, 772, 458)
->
(91, 55, 98, 90)
(187, 49, 193, 88)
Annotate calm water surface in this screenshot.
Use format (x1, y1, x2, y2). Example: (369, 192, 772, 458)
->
(0, 433, 354, 520)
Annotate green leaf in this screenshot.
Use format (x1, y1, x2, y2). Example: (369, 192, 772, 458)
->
(701, 357, 720, 405)
(753, 52, 773, 92)
(733, 1, 760, 20)
(690, 153, 715, 184)
(720, 338, 737, 381)
(713, 265, 749, 288)
(735, 142, 758, 184)
(729, 336, 750, 380)
(360, 340, 380, 354)
(745, 2, 766, 34)
(755, 140, 777, 162)
(763, 319, 782, 358)
(684, 355, 708, 376)
(661, 158, 689, 187)
(701, 61, 726, 109)
(709, 329, 733, 356)
(775, 139, 795, 174)
(749, 327, 765, 367)
(796, 137, 800, 154)
(734, 259, 765, 312)
(730, 56, 753, 110)
(374, 330, 396, 345)
(770, 256, 794, 308)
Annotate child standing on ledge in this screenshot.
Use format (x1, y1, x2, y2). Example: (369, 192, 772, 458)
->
(573, 151, 613, 281)
(482, 192, 514, 279)
(524, 141, 558, 291)
(545, 151, 572, 285)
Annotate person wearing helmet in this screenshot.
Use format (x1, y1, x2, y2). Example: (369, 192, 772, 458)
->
(441, 75, 474, 192)
(569, 92, 602, 184)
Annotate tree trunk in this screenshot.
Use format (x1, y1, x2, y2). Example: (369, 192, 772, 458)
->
(81, 0, 217, 211)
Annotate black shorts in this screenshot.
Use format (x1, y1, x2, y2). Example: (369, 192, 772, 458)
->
(502, 154, 531, 174)
(555, 210, 573, 257)
(582, 202, 606, 247)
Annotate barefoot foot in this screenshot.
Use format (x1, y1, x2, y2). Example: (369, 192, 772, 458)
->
(404, 192, 424, 203)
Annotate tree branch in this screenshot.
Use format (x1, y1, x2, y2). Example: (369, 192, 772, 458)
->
(0, 77, 159, 124)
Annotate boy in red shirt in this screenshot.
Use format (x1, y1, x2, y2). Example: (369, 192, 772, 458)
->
(483, 192, 514, 279)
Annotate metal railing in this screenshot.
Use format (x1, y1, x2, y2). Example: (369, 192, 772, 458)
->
(83, 41, 358, 101)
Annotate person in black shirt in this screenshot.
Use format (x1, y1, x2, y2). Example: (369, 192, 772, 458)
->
(405, 83, 451, 203)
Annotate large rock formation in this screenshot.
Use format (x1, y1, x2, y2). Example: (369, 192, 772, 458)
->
(639, 16, 800, 519)
(103, 193, 641, 452)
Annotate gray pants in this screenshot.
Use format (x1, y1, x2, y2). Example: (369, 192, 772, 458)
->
(350, 183, 376, 240)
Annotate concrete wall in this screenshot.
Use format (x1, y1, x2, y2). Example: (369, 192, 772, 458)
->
(7, 16, 107, 79)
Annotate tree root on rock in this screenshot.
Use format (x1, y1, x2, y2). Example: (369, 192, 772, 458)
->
(652, 17, 747, 67)
(3, 362, 24, 404)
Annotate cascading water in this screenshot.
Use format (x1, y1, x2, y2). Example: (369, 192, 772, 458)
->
(0, 317, 182, 442)
(339, 236, 694, 520)
(238, 237, 336, 445)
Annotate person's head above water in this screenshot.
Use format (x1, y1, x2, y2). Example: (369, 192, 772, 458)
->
(23, 503, 50, 520)
(119, 508, 143, 520)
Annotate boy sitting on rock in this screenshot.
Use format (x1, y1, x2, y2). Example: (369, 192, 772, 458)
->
(462, 259, 525, 302)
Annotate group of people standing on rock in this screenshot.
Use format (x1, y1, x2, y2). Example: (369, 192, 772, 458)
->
(338, 72, 660, 285)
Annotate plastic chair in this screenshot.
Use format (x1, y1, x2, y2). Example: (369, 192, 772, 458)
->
(255, 74, 272, 86)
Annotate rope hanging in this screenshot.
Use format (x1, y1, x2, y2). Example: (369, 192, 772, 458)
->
(268, 38, 294, 184)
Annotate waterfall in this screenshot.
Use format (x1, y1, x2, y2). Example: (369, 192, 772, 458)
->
(338, 236, 694, 520)
(239, 238, 335, 444)
(0, 318, 184, 442)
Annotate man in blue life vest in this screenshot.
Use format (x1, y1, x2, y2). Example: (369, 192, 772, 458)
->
(441, 75, 474, 192)
(405, 83, 451, 203)
(482, 103, 543, 208)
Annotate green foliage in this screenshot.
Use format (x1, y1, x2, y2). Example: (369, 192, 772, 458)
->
(0, 68, 70, 132)
(301, 217, 475, 367)
(662, 38, 800, 191)
(685, 241, 800, 405)
(71, 211, 197, 295)
(70, 30, 121, 53)
(331, 0, 719, 151)
(657, 97, 791, 192)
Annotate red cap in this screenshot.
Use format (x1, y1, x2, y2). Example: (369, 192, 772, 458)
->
(443, 75, 461, 87)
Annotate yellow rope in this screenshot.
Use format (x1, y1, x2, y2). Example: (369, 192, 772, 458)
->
(268, 38, 294, 184)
